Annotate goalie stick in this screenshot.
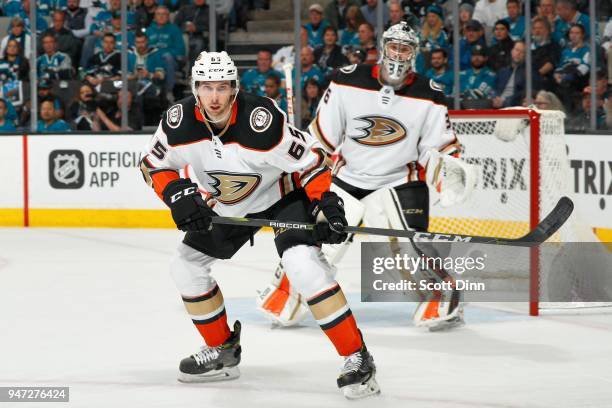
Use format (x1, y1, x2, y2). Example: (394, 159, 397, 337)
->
(211, 197, 573, 247)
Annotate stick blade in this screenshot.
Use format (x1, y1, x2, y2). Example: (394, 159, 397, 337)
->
(520, 196, 574, 243)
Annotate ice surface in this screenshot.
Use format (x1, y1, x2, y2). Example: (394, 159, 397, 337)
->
(1, 228, 611, 408)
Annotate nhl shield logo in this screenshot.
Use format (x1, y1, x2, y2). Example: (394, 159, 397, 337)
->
(49, 150, 85, 189)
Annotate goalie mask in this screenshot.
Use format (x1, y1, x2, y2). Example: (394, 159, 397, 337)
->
(380, 22, 419, 87)
(191, 51, 240, 123)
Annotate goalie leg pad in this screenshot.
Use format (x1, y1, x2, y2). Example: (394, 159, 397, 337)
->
(256, 263, 310, 327)
(359, 181, 428, 232)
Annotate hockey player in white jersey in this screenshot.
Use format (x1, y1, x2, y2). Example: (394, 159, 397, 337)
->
(257, 22, 476, 331)
(140, 51, 379, 399)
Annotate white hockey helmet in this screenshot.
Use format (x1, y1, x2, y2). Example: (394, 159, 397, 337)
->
(191, 51, 239, 100)
(380, 22, 419, 86)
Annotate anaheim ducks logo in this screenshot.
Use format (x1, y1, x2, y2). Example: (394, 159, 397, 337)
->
(206, 171, 262, 205)
(350, 115, 407, 146)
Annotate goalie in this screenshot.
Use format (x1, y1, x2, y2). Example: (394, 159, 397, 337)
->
(257, 22, 477, 331)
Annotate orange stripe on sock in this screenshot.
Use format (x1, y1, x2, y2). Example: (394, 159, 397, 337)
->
(193, 310, 231, 347)
(322, 312, 363, 356)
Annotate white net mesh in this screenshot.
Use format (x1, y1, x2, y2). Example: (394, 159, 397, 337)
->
(430, 109, 610, 313)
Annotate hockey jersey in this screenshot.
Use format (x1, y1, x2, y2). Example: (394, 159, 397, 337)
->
(141, 93, 330, 217)
(308, 64, 458, 191)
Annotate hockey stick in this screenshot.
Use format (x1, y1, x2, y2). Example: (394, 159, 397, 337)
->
(282, 62, 295, 126)
(212, 197, 574, 247)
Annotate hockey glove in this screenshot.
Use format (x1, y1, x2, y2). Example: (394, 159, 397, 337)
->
(310, 191, 348, 244)
(162, 178, 216, 232)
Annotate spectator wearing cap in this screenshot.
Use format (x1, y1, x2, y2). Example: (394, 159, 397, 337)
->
(40, 10, 80, 66)
(0, 17, 32, 60)
(501, 0, 525, 41)
(314, 27, 349, 73)
(37, 79, 66, 119)
(472, 0, 508, 29)
(357, 23, 379, 65)
(242, 49, 285, 96)
(456, 2, 475, 40)
(554, 23, 590, 112)
(324, 0, 359, 31)
(105, 11, 136, 51)
(37, 99, 71, 132)
(425, 48, 454, 96)
(459, 44, 497, 104)
(360, 0, 389, 28)
(531, 16, 561, 92)
(340, 5, 365, 48)
(0, 99, 17, 133)
(553, 0, 590, 48)
(493, 41, 528, 108)
(305, 4, 331, 48)
(416, 5, 448, 73)
(487, 19, 514, 72)
(454, 19, 486, 71)
(37, 33, 73, 80)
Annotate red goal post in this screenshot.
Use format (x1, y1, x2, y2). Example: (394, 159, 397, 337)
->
(435, 108, 600, 316)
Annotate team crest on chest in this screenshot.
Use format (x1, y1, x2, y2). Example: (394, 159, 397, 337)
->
(206, 171, 262, 205)
(350, 115, 407, 146)
(249, 107, 272, 133)
(166, 104, 183, 129)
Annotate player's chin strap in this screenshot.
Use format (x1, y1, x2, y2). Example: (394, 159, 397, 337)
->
(424, 149, 479, 208)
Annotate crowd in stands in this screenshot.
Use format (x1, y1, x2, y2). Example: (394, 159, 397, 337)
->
(0, 0, 611, 132)
(245, 0, 612, 130)
(0, 0, 236, 132)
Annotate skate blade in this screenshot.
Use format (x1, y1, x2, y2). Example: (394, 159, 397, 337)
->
(177, 366, 240, 383)
(428, 317, 465, 332)
(342, 377, 381, 400)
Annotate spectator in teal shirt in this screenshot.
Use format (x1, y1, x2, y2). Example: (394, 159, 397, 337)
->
(242, 49, 284, 96)
(0, 99, 17, 132)
(146, 5, 185, 96)
(304, 4, 330, 48)
(425, 49, 454, 96)
(37, 100, 71, 132)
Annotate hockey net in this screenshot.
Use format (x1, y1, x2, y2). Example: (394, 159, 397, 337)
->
(430, 109, 611, 315)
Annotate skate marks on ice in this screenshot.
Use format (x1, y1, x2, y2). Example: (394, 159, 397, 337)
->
(1, 228, 612, 407)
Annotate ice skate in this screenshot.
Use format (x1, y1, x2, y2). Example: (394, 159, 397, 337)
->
(178, 321, 242, 383)
(337, 345, 380, 400)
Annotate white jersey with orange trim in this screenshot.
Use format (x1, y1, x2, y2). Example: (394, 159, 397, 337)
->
(308, 64, 459, 191)
(140, 93, 330, 217)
